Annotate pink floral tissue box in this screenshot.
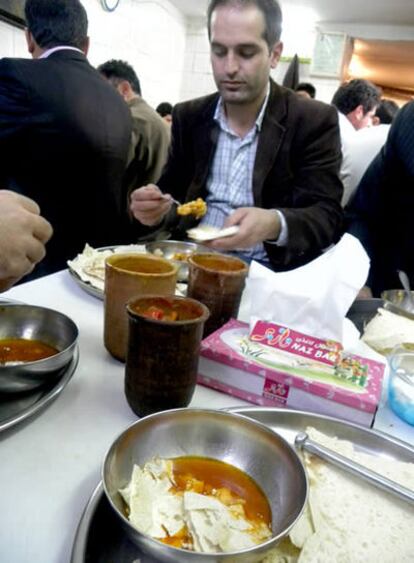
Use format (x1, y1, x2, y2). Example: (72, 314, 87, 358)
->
(198, 319, 386, 427)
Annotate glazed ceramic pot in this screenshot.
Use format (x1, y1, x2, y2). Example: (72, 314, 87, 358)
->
(103, 254, 177, 361)
(125, 295, 209, 417)
(187, 253, 249, 337)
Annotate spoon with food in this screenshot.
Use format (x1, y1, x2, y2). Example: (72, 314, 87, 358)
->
(161, 195, 207, 220)
(176, 197, 207, 219)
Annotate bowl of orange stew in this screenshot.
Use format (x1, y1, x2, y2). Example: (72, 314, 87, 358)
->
(145, 240, 212, 281)
(0, 303, 78, 393)
(103, 408, 308, 562)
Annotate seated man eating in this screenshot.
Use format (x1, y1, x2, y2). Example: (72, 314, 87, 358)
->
(130, 0, 343, 271)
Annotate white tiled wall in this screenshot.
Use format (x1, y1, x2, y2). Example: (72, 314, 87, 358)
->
(0, 0, 187, 109)
(1, 3, 414, 107)
(180, 19, 414, 104)
(179, 19, 334, 103)
(0, 20, 28, 58)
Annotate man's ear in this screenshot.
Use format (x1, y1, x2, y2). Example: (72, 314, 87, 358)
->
(25, 29, 36, 55)
(347, 105, 363, 129)
(118, 80, 133, 99)
(270, 41, 283, 69)
(354, 104, 364, 121)
(113, 80, 133, 102)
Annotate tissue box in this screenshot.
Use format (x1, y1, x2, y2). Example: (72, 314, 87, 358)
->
(198, 320, 386, 427)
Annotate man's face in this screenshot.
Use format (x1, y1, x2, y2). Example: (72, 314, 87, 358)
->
(209, 4, 282, 106)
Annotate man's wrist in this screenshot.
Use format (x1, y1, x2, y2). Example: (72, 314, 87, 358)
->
(266, 209, 288, 246)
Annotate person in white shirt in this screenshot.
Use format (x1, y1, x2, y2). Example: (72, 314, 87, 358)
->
(332, 79, 382, 205)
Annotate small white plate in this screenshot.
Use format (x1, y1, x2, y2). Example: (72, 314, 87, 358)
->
(186, 225, 239, 242)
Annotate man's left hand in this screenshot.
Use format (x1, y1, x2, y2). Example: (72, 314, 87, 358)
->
(209, 207, 281, 251)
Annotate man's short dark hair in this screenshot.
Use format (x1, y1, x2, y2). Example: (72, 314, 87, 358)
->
(331, 79, 381, 115)
(375, 99, 399, 124)
(97, 59, 142, 96)
(156, 102, 173, 117)
(207, 0, 282, 49)
(295, 82, 316, 99)
(25, 0, 88, 50)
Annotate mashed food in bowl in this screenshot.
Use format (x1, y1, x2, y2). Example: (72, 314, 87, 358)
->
(120, 456, 272, 553)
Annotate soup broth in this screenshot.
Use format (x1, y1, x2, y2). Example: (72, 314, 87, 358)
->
(0, 338, 58, 363)
(192, 254, 246, 272)
(172, 456, 271, 526)
(131, 297, 203, 322)
(112, 255, 173, 274)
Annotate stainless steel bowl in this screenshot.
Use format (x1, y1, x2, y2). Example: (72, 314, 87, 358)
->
(103, 408, 308, 563)
(0, 304, 78, 393)
(145, 240, 211, 281)
(381, 289, 414, 321)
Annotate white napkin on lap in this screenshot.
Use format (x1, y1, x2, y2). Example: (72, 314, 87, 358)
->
(246, 234, 370, 343)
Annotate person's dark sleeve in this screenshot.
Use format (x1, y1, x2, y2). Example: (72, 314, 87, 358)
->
(0, 59, 31, 187)
(266, 103, 344, 269)
(345, 150, 386, 261)
(345, 101, 414, 291)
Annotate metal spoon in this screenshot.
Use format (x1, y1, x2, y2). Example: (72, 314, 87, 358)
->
(161, 194, 181, 206)
(397, 270, 414, 312)
(295, 432, 414, 505)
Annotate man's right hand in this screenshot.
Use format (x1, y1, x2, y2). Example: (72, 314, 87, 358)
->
(130, 184, 173, 226)
(0, 190, 53, 291)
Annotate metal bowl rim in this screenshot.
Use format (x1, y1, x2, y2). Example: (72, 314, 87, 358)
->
(0, 303, 79, 368)
(145, 240, 208, 252)
(101, 407, 308, 558)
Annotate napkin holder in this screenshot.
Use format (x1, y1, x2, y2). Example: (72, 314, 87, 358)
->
(198, 319, 386, 427)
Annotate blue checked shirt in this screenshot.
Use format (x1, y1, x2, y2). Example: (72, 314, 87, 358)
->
(200, 87, 286, 263)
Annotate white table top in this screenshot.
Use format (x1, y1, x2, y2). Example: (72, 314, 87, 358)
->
(1, 270, 413, 563)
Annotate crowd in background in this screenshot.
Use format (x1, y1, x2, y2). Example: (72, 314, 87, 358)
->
(0, 0, 412, 300)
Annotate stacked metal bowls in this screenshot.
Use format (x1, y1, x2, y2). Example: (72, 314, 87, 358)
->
(0, 303, 78, 393)
(103, 408, 308, 563)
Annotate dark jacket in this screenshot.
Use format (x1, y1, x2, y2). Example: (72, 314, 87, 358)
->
(0, 50, 132, 279)
(157, 79, 343, 271)
(346, 101, 414, 296)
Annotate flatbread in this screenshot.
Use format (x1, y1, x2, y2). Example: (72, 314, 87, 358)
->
(262, 427, 414, 563)
(67, 243, 147, 290)
(186, 225, 239, 242)
(362, 307, 414, 354)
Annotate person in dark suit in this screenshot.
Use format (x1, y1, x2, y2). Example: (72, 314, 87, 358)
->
(130, 0, 343, 271)
(0, 0, 132, 280)
(346, 101, 414, 297)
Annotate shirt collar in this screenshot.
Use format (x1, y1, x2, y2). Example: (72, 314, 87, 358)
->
(39, 46, 83, 59)
(214, 81, 271, 134)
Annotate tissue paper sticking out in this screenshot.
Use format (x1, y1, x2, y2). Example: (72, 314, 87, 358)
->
(246, 234, 370, 343)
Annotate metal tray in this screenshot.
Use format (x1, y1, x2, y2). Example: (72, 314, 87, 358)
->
(68, 268, 104, 300)
(67, 245, 118, 300)
(67, 245, 188, 301)
(71, 406, 414, 563)
(0, 346, 79, 433)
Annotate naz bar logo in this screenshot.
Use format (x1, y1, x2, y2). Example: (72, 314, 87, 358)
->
(250, 321, 343, 367)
